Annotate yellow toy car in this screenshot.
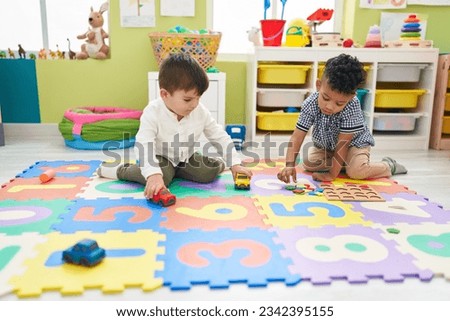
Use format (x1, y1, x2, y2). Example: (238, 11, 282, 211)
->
(234, 173, 251, 190)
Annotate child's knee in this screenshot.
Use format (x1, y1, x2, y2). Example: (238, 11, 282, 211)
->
(195, 167, 222, 183)
(345, 166, 368, 180)
(302, 159, 328, 172)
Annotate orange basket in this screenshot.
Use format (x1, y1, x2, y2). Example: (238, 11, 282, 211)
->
(149, 32, 221, 70)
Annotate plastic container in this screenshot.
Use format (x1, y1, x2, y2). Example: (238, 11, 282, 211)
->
(285, 26, 309, 47)
(377, 63, 427, 82)
(374, 89, 426, 109)
(257, 89, 308, 107)
(256, 111, 299, 131)
(356, 88, 369, 107)
(258, 64, 311, 85)
(443, 116, 450, 134)
(445, 93, 450, 112)
(260, 20, 286, 46)
(373, 113, 421, 131)
(318, 64, 370, 80)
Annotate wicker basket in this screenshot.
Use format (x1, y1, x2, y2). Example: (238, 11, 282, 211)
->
(149, 32, 221, 70)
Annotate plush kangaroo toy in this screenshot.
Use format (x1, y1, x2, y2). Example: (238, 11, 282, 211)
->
(76, 2, 109, 59)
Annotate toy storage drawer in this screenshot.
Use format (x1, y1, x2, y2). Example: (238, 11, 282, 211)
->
(443, 116, 450, 134)
(445, 93, 450, 112)
(375, 89, 426, 108)
(257, 89, 308, 107)
(373, 113, 421, 131)
(258, 64, 311, 85)
(356, 88, 369, 107)
(256, 112, 299, 131)
(318, 65, 370, 82)
(377, 64, 427, 82)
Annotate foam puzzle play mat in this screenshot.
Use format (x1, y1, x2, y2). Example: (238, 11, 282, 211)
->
(1, 159, 450, 298)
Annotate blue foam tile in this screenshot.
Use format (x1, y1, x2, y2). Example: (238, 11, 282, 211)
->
(18, 160, 102, 178)
(157, 228, 301, 290)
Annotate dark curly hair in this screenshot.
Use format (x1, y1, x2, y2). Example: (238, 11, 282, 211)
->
(159, 53, 209, 95)
(323, 54, 366, 95)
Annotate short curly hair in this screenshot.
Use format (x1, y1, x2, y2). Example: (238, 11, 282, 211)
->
(323, 54, 366, 95)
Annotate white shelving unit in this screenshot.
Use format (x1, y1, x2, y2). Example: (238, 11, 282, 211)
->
(246, 47, 439, 150)
(148, 72, 226, 127)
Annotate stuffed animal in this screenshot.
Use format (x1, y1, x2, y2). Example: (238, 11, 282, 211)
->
(76, 2, 109, 60)
(247, 27, 262, 46)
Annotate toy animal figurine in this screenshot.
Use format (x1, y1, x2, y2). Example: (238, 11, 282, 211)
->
(0, 51, 6, 59)
(56, 45, 65, 59)
(8, 48, 15, 59)
(18, 44, 26, 59)
(67, 38, 76, 60)
(76, 2, 109, 60)
(38, 49, 47, 60)
(49, 49, 57, 60)
(247, 27, 262, 46)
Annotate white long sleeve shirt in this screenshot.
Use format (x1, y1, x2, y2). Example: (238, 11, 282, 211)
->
(135, 98, 242, 179)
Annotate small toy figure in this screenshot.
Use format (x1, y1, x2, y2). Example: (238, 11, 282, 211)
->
(76, 2, 109, 60)
(62, 239, 106, 267)
(225, 125, 246, 150)
(342, 38, 354, 48)
(56, 45, 65, 59)
(67, 38, 76, 60)
(38, 48, 47, 60)
(364, 25, 382, 48)
(247, 27, 262, 46)
(149, 188, 176, 207)
(18, 44, 26, 59)
(39, 169, 56, 183)
(0, 51, 6, 59)
(8, 48, 15, 59)
(234, 173, 251, 190)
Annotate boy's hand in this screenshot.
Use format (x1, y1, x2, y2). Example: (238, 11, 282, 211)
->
(312, 172, 335, 182)
(144, 174, 165, 199)
(230, 164, 253, 179)
(277, 166, 297, 184)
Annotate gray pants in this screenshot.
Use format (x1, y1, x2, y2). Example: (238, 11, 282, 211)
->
(117, 152, 225, 187)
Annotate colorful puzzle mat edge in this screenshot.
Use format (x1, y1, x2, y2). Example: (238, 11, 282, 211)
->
(1, 160, 450, 298)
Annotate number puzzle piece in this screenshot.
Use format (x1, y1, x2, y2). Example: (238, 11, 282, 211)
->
(351, 192, 450, 225)
(0, 177, 90, 201)
(157, 229, 300, 290)
(9, 231, 165, 297)
(273, 225, 433, 284)
(53, 198, 166, 233)
(161, 196, 267, 231)
(17, 160, 101, 178)
(0, 233, 47, 296)
(382, 223, 450, 279)
(255, 194, 370, 228)
(0, 199, 72, 235)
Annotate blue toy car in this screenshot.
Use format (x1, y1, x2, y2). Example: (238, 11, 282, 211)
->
(62, 239, 106, 267)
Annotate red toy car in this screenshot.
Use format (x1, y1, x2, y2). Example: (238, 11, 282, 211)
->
(150, 189, 176, 207)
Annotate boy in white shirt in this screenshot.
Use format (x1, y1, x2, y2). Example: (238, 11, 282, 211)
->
(98, 53, 252, 200)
